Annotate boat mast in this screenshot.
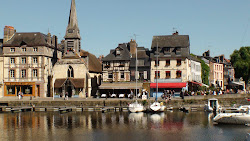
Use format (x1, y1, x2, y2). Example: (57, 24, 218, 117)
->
(156, 40, 158, 101)
(135, 35, 138, 100)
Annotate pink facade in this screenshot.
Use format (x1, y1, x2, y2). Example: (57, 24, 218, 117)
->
(209, 62, 224, 89)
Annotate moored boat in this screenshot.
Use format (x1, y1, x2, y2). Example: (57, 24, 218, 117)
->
(213, 105, 250, 124)
(150, 102, 166, 112)
(129, 101, 144, 113)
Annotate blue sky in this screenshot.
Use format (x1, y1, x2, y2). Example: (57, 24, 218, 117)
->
(1, 0, 250, 58)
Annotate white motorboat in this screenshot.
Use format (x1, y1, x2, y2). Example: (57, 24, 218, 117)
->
(150, 102, 166, 112)
(128, 101, 144, 113)
(213, 105, 250, 124)
(204, 98, 220, 112)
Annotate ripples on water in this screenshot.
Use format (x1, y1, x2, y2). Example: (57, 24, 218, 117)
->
(0, 111, 249, 141)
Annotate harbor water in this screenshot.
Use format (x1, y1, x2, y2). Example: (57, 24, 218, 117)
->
(0, 111, 249, 141)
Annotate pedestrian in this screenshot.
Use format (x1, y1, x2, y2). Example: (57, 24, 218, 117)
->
(21, 92, 24, 99)
(65, 92, 68, 100)
(18, 91, 22, 100)
(86, 92, 88, 99)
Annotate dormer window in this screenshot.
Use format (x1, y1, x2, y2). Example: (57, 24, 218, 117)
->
(33, 47, 38, 52)
(116, 50, 121, 56)
(10, 48, 15, 52)
(22, 48, 26, 52)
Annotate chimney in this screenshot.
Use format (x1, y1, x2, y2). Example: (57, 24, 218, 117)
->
(3, 26, 16, 43)
(47, 32, 51, 46)
(52, 35, 57, 47)
(172, 31, 179, 35)
(129, 39, 137, 55)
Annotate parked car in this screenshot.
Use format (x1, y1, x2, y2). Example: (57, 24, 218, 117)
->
(119, 94, 125, 98)
(101, 94, 107, 98)
(111, 94, 117, 98)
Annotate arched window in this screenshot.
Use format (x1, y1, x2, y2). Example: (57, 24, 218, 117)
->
(68, 66, 74, 78)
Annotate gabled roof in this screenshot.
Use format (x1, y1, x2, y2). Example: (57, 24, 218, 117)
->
(80, 50, 102, 73)
(151, 35, 189, 48)
(102, 43, 131, 61)
(3, 32, 50, 47)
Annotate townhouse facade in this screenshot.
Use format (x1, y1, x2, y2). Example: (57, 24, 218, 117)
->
(2, 31, 62, 97)
(150, 32, 202, 96)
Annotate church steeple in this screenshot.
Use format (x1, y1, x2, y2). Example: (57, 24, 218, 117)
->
(65, 0, 81, 39)
(64, 0, 81, 56)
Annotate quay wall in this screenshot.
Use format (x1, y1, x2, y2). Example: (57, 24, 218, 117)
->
(0, 94, 249, 109)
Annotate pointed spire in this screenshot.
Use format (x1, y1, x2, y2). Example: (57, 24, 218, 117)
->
(65, 0, 81, 39)
(68, 0, 78, 28)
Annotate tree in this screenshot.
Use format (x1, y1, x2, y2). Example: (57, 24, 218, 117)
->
(230, 47, 250, 84)
(201, 60, 210, 85)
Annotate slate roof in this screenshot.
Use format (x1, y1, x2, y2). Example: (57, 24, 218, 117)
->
(3, 32, 50, 47)
(54, 78, 84, 88)
(102, 43, 131, 61)
(151, 35, 190, 48)
(80, 50, 102, 73)
(187, 55, 201, 63)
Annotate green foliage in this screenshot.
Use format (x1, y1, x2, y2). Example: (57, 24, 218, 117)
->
(200, 60, 210, 85)
(142, 100, 147, 105)
(190, 53, 210, 85)
(230, 47, 250, 84)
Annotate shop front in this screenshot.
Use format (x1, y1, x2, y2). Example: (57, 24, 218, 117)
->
(4, 82, 36, 97)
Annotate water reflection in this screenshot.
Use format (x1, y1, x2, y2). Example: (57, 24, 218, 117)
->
(0, 111, 249, 141)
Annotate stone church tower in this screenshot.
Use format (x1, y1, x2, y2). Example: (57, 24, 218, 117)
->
(64, 0, 81, 56)
(52, 0, 102, 98)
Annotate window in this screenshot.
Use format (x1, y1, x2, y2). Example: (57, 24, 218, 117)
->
(144, 71, 147, 79)
(22, 48, 26, 52)
(137, 60, 144, 66)
(119, 61, 125, 67)
(33, 57, 38, 64)
(166, 71, 171, 79)
(22, 58, 26, 64)
(33, 47, 38, 52)
(67, 41, 74, 51)
(176, 47, 181, 55)
(121, 72, 124, 79)
(177, 59, 181, 66)
(165, 60, 170, 66)
(10, 58, 15, 64)
(67, 66, 74, 78)
(108, 72, 113, 79)
(104, 62, 110, 68)
(155, 71, 160, 79)
(155, 60, 159, 66)
(68, 29, 74, 33)
(176, 71, 182, 78)
(10, 48, 15, 52)
(33, 69, 38, 77)
(165, 47, 170, 52)
(10, 70, 15, 78)
(21, 70, 26, 78)
(116, 50, 121, 56)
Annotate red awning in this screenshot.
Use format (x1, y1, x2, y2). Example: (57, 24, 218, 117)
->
(189, 81, 202, 86)
(150, 83, 186, 88)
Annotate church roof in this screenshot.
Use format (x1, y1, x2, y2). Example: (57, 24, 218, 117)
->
(64, 0, 81, 39)
(3, 32, 50, 47)
(80, 50, 102, 73)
